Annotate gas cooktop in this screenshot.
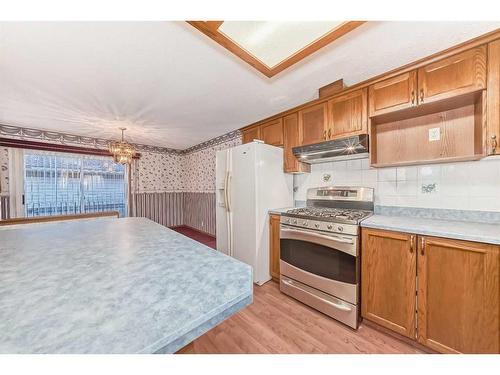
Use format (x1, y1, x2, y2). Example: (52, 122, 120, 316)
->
(284, 207, 373, 224)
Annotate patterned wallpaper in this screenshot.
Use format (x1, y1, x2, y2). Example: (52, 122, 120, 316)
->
(181, 137, 242, 192)
(133, 152, 183, 193)
(0, 125, 242, 195)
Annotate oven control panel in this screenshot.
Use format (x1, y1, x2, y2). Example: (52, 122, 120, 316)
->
(280, 216, 358, 236)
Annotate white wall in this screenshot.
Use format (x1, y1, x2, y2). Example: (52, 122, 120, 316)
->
(293, 156, 500, 212)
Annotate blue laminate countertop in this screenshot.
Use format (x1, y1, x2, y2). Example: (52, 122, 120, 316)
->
(361, 215, 500, 245)
(0, 217, 252, 353)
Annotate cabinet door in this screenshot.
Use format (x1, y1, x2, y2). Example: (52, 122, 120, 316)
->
(368, 71, 417, 116)
(283, 113, 310, 173)
(298, 102, 328, 146)
(261, 118, 283, 146)
(417, 236, 499, 354)
(328, 88, 368, 138)
(361, 228, 416, 338)
(242, 126, 261, 144)
(269, 214, 281, 281)
(487, 40, 500, 155)
(418, 46, 487, 104)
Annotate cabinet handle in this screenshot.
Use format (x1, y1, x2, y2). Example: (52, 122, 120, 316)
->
(411, 91, 415, 105)
(492, 135, 498, 154)
(328, 128, 331, 139)
(323, 130, 327, 140)
(419, 88, 424, 103)
(410, 235, 415, 253)
(420, 237, 425, 256)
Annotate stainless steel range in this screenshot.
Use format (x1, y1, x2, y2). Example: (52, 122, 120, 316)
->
(279, 186, 374, 329)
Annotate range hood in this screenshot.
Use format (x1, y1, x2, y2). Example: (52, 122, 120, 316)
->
(292, 135, 369, 164)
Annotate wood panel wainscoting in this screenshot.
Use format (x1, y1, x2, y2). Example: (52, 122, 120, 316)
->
(131, 192, 184, 228)
(0, 196, 9, 220)
(182, 192, 216, 236)
(130, 191, 216, 236)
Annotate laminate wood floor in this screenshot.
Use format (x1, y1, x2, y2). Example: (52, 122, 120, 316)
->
(188, 281, 424, 354)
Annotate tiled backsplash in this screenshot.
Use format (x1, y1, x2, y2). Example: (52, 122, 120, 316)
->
(293, 156, 500, 212)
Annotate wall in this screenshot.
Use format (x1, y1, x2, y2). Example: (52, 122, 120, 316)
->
(294, 156, 500, 212)
(180, 135, 241, 234)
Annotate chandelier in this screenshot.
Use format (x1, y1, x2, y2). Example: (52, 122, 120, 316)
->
(109, 127, 135, 164)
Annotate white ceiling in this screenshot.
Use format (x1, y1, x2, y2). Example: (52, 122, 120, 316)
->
(0, 21, 499, 150)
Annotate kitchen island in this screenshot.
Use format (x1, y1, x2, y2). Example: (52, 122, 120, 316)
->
(0, 217, 252, 353)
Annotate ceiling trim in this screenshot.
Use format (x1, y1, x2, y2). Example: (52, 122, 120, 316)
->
(0, 124, 181, 155)
(186, 21, 366, 77)
(0, 123, 242, 156)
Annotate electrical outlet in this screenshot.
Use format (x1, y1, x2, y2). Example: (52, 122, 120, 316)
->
(428, 127, 441, 142)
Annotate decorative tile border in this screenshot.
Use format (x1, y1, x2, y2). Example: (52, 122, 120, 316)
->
(181, 130, 242, 155)
(0, 124, 242, 156)
(0, 124, 181, 155)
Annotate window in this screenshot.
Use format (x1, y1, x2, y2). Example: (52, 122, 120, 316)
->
(23, 151, 128, 218)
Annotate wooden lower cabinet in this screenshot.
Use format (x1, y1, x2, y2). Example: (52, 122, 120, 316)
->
(269, 214, 281, 281)
(361, 228, 500, 353)
(361, 228, 417, 338)
(417, 236, 500, 353)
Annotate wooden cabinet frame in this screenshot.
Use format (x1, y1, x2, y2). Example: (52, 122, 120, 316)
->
(417, 235, 500, 354)
(328, 88, 368, 138)
(362, 228, 500, 354)
(361, 228, 417, 338)
(298, 102, 328, 146)
(487, 39, 500, 155)
(269, 214, 281, 281)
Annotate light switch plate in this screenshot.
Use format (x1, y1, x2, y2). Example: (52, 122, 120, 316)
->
(428, 127, 441, 141)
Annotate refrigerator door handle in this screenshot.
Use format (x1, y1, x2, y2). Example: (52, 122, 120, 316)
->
(223, 171, 229, 211)
(226, 173, 232, 212)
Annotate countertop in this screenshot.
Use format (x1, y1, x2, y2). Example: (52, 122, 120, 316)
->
(268, 207, 295, 215)
(361, 215, 500, 245)
(0, 217, 252, 353)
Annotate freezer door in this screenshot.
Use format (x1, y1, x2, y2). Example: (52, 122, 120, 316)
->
(229, 143, 257, 274)
(215, 149, 231, 255)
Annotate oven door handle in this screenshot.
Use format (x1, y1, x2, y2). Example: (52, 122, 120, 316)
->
(280, 227, 353, 244)
(280, 226, 357, 256)
(281, 278, 352, 312)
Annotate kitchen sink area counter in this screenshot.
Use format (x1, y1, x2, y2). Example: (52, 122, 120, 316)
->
(362, 214, 500, 245)
(0, 217, 253, 354)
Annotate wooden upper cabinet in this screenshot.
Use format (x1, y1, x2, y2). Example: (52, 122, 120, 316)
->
(361, 228, 417, 339)
(261, 118, 283, 146)
(418, 46, 487, 104)
(298, 102, 328, 146)
(269, 214, 281, 281)
(417, 236, 499, 354)
(368, 71, 417, 117)
(242, 126, 261, 144)
(283, 113, 310, 173)
(487, 39, 500, 155)
(328, 88, 368, 138)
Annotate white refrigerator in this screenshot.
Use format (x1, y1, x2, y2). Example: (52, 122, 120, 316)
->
(216, 141, 293, 285)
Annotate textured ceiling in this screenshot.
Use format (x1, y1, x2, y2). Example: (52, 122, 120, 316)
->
(0, 21, 499, 149)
